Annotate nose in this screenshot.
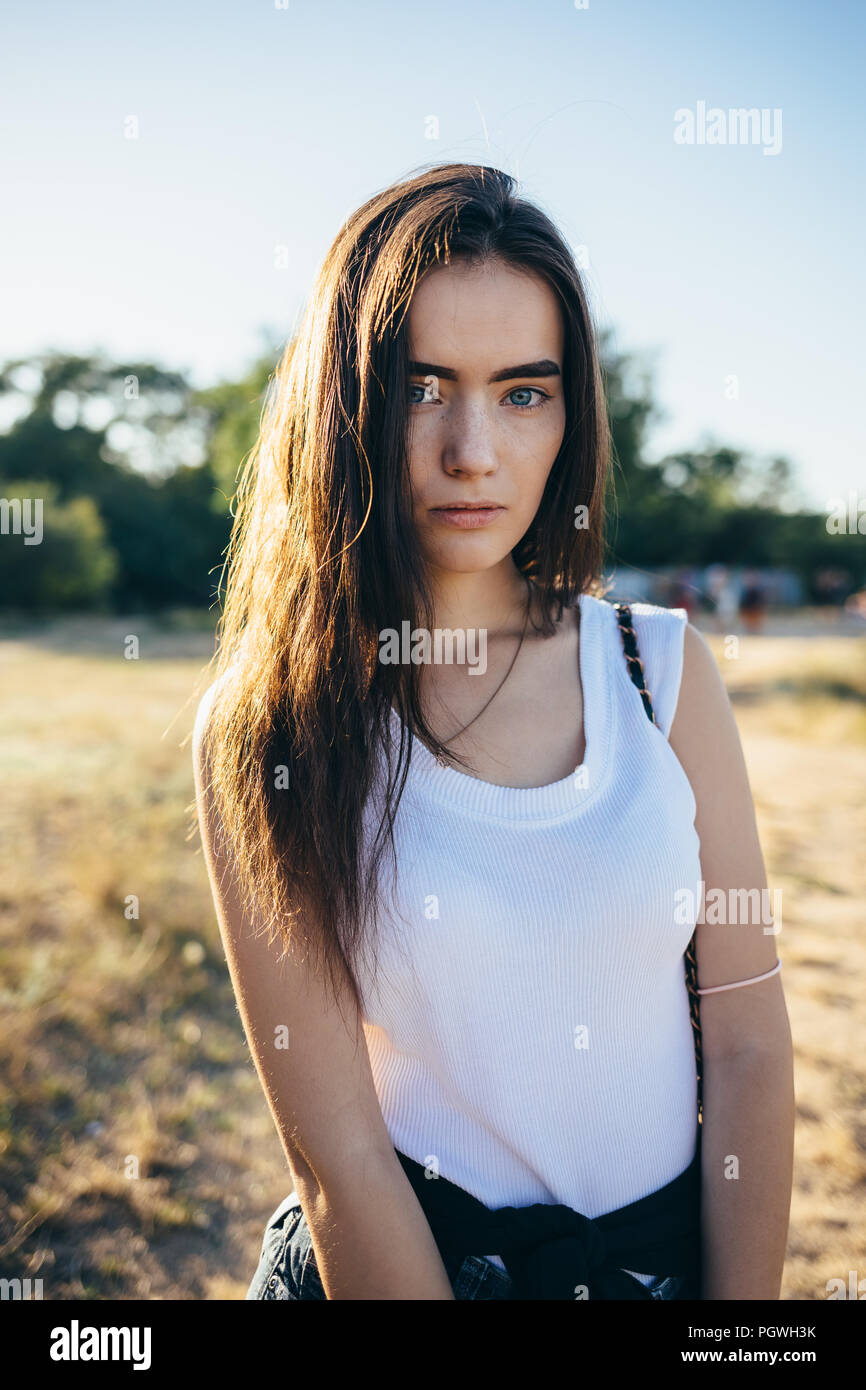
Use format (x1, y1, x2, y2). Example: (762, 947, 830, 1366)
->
(440, 398, 499, 477)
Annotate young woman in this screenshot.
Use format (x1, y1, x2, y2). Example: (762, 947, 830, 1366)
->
(192, 163, 794, 1301)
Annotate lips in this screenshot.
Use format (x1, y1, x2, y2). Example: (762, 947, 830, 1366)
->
(431, 502, 503, 511)
(429, 502, 505, 530)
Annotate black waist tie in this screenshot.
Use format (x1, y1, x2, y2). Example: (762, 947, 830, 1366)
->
(394, 1150, 702, 1300)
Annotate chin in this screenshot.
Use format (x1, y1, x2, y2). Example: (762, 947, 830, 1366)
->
(426, 539, 511, 573)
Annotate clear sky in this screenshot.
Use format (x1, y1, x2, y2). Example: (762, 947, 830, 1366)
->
(2, 0, 863, 508)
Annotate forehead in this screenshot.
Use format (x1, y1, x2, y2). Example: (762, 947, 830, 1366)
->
(407, 258, 563, 364)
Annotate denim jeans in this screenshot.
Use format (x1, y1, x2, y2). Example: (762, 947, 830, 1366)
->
(245, 1194, 700, 1301)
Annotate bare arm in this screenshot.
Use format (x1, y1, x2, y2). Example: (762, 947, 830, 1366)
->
(192, 680, 455, 1300)
(669, 624, 795, 1300)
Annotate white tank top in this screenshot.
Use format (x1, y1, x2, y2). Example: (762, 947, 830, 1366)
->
(354, 592, 701, 1285)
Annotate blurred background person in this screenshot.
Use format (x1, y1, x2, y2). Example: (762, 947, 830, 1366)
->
(739, 568, 768, 634)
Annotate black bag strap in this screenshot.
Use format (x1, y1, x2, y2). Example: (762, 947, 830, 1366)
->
(612, 601, 703, 1132)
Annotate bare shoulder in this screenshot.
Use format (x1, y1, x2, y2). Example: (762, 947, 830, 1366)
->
(192, 669, 236, 777)
(678, 621, 731, 714)
(191, 670, 243, 871)
(670, 622, 748, 792)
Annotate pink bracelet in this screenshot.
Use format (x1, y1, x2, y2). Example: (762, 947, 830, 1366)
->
(696, 959, 782, 995)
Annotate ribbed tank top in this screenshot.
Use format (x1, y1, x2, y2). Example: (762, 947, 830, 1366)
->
(353, 592, 701, 1287)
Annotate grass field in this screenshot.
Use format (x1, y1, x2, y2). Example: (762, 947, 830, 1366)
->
(0, 608, 864, 1300)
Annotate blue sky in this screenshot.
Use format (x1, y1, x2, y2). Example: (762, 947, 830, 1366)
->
(1, 0, 863, 508)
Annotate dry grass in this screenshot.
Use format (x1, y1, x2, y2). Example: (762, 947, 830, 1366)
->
(713, 624, 866, 1298)
(0, 608, 863, 1299)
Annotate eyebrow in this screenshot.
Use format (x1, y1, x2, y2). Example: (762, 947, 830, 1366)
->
(407, 358, 561, 383)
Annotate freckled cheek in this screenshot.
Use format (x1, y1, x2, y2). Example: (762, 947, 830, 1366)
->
(507, 409, 566, 522)
(500, 405, 566, 480)
(509, 404, 565, 450)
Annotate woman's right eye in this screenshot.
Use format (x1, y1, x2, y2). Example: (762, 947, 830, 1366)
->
(409, 375, 440, 405)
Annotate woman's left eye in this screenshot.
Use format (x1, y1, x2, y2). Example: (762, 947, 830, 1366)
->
(505, 387, 549, 410)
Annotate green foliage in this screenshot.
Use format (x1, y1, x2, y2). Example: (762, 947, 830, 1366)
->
(192, 356, 273, 508)
(0, 480, 118, 609)
(0, 352, 231, 610)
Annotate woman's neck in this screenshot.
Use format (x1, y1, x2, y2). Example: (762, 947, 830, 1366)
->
(426, 561, 533, 636)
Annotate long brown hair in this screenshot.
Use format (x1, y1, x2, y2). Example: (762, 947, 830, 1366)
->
(193, 162, 610, 1015)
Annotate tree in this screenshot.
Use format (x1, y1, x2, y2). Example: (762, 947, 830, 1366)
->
(0, 479, 118, 610)
(0, 353, 230, 608)
(192, 356, 274, 508)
